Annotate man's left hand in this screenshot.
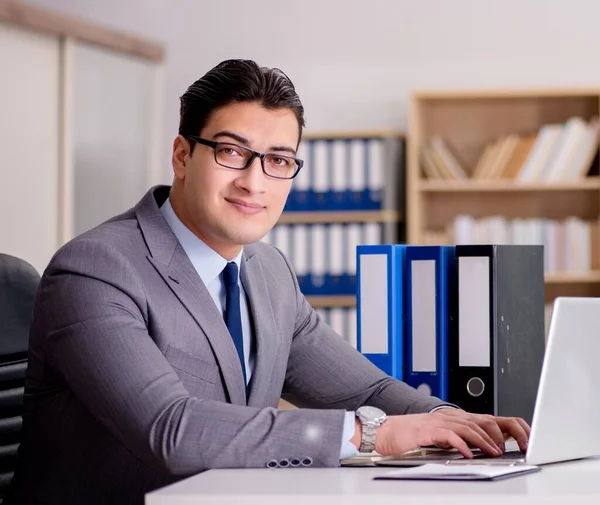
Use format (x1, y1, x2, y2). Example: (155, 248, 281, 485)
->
(431, 408, 530, 453)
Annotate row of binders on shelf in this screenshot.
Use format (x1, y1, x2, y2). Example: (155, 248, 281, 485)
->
(421, 116, 599, 181)
(356, 243, 545, 423)
(284, 136, 402, 212)
(313, 307, 357, 349)
(424, 215, 598, 273)
(262, 222, 384, 295)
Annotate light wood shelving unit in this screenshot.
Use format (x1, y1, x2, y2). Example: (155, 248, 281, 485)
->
(278, 130, 405, 408)
(419, 177, 600, 192)
(407, 87, 600, 303)
(279, 130, 405, 310)
(305, 295, 356, 308)
(301, 129, 404, 141)
(277, 209, 401, 225)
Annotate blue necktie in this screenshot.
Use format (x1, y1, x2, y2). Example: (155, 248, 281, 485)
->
(222, 262, 247, 394)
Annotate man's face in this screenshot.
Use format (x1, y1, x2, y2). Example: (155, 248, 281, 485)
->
(171, 101, 299, 259)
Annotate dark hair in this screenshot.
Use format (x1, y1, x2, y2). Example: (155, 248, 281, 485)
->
(179, 59, 305, 154)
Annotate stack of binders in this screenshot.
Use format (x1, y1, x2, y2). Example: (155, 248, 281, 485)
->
(356, 244, 546, 425)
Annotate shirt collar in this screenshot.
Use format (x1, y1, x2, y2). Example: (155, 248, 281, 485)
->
(160, 197, 243, 286)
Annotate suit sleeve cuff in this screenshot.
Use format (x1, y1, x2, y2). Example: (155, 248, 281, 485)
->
(339, 411, 359, 460)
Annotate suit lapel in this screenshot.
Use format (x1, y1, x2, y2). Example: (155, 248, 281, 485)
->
(135, 186, 246, 406)
(242, 252, 279, 407)
(148, 253, 247, 405)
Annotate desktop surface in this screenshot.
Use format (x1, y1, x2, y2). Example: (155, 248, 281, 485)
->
(146, 456, 600, 505)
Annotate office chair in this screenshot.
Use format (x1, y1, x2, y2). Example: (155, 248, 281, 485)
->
(0, 254, 40, 502)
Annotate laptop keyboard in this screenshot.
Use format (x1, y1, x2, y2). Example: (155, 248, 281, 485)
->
(473, 449, 525, 461)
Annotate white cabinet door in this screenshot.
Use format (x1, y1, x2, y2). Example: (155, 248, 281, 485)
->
(71, 41, 158, 236)
(0, 23, 60, 275)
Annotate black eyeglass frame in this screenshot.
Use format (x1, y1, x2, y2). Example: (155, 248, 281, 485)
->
(184, 135, 304, 180)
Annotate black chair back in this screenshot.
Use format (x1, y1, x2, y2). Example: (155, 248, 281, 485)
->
(0, 254, 40, 501)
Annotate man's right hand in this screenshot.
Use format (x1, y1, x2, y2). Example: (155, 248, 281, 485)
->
(355, 413, 506, 458)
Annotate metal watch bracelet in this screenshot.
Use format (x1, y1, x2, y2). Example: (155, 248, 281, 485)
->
(359, 420, 378, 453)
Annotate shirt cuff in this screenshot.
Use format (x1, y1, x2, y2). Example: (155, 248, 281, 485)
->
(339, 411, 359, 459)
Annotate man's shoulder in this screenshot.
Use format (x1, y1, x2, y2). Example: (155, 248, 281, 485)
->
(50, 209, 145, 271)
(51, 185, 167, 266)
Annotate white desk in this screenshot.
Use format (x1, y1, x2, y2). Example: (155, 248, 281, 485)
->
(146, 457, 600, 505)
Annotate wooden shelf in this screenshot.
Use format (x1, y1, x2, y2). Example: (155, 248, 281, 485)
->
(407, 87, 600, 303)
(277, 399, 297, 410)
(278, 209, 402, 224)
(306, 295, 355, 308)
(419, 177, 600, 193)
(545, 272, 600, 284)
(413, 87, 600, 100)
(302, 129, 404, 140)
(305, 278, 600, 307)
(304, 277, 600, 309)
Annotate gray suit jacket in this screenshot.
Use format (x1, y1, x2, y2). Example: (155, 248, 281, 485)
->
(9, 186, 449, 505)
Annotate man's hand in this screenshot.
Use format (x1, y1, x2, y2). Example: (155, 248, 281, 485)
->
(430, 408, 530, 453)
(366, 409, 530, 459)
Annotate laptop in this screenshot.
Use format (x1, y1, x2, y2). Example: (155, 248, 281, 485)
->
(372, 297, 600, 467)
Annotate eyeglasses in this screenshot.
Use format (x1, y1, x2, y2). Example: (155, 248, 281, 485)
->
(185, 135, 304, 180)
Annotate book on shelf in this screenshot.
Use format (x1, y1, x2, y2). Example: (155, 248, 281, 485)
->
(422, 215, 599, 275)
(420, 116, 600, 182)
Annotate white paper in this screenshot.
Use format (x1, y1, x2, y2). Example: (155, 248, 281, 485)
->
(376, 463, 539, 481)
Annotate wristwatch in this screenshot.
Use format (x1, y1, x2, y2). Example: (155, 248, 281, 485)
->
(355, 406, 387, 453)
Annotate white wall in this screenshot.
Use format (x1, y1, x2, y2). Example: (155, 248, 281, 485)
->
(24, 0, 600, 182)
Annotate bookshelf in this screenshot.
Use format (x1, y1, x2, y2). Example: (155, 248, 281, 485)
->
(275, 130, 405, 409)
(277, 209, 401, 224)
(407, 87, 600, 304)
(263, 130, 406, 347)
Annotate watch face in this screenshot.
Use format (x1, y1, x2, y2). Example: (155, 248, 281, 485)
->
(357, 406, 386, 423)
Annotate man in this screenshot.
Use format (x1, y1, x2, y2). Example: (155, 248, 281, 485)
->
(8, 59, 529, 505)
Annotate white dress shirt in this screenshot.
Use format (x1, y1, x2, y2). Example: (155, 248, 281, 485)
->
(160, 198, 255, 380)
